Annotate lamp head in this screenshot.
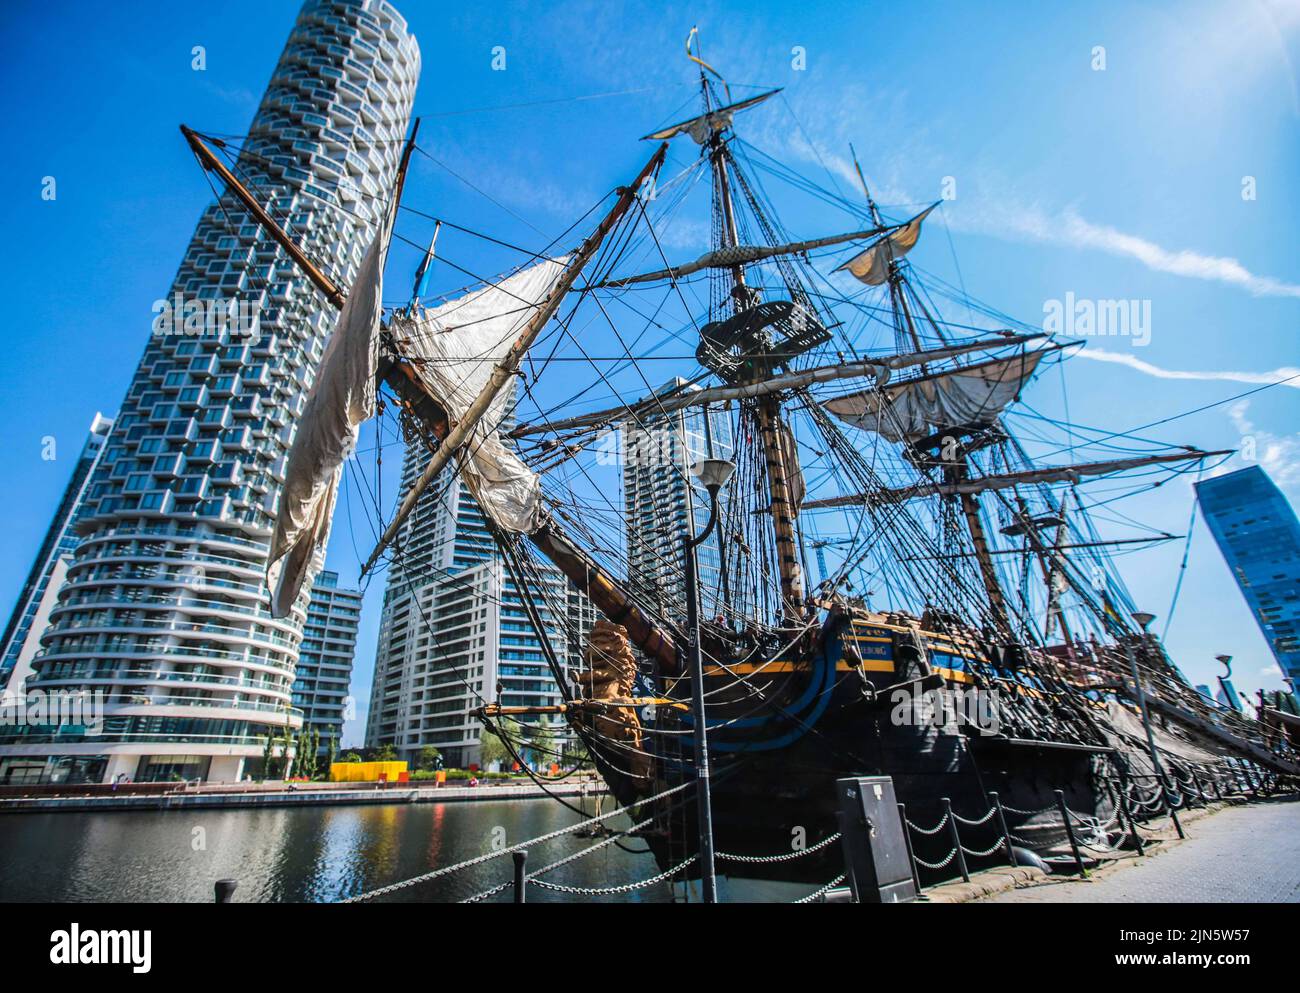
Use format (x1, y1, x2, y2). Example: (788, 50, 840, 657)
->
(691, 458, 736, 495)
(1130, 610, 1156, 632)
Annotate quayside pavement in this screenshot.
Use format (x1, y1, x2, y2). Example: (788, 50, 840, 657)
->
(978, 798, 1300, 903)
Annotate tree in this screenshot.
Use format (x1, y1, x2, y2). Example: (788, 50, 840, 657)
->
(478, 729, 509, 767)
(372, 743, 397, 762)
(260, 734, 274, 782)
(417, 745, 442, 771)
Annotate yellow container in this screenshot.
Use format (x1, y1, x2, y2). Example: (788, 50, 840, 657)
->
(329, 761, 408, 783)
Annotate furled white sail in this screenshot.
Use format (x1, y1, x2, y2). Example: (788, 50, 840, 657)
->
(389, 257, 567, 535)
(835, 204, 937, 285)
(267, 219, 390, 618)
(823, 350, 1045, 444)
(642, 89, 781, 143)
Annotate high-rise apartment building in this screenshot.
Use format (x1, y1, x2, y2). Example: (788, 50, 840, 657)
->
(1196, 466, 1300, 688)
(622, 379, 734, 622)
(0, 0, 419, 786)
(0, 413, 114, 703)
(293, 570, 361, 754)
(366, 417, 585, 769)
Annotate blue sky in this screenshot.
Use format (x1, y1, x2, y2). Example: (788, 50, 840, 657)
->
(1, 0, 1297, 744)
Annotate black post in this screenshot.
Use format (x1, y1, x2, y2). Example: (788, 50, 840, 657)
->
(513, 850, 528, 904)
(683, 480, 725, 904)
(943, 798, 970, 883)
(898, 802, 923, 895)
(835, 809, 859, 903)
(1164, 783, 1186, 839)
(1055, 790, 1088, 877)
(214, 879, 237, 904)
(989, 792, 1015, 868)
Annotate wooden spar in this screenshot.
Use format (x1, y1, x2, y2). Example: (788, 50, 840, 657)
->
(180, 123, 681, 673)
(359, 142, 668, 578)
(390, 117, 421, 214)
(508, 334, 1047, 439)
(898, 533, 1178, 562)
(803, 450, 1234, 510)
(953, 468, 1010, 632)
(180, 125, 348, 309)
(755, 399, 806, 620)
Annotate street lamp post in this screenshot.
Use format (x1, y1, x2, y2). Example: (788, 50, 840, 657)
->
(683, 458, 735, 904)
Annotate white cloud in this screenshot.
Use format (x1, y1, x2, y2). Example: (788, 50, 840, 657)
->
(1224, 399, 1300, 487)
(1075, 347, 1300, 388)
(1016, 208, 1300, 299)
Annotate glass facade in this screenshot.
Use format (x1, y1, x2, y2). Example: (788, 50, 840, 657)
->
(293, 569, 360, 753)
(0, 1, 419, 783)
(366, 391, 591, 768)
(0, 413, 113, 698)
(622, 378, 734, 622)
(1196, 466, 1300, 688)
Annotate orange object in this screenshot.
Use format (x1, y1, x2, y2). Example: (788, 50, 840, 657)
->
(550, 763, 560, 776)
(397, 771, 410, 783)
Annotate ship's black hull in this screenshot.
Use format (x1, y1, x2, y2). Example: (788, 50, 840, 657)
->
(596, 610, 1130, 886)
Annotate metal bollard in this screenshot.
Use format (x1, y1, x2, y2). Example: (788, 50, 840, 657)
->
(942, 798, 970, 883)
(214, 879, 238, 903)
(512, 850, 528, 904)
(1054, 790, 1088, 877)
(897, 802, 923, 896)
(989, 792, 1015, 868)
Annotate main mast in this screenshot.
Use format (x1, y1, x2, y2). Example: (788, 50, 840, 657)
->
(698, 68, 806, 626)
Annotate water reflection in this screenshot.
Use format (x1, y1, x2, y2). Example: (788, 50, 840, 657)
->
(0, 800, 672, 903)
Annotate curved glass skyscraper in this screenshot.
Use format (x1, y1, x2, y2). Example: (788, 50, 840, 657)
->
(0, 0, 418, 785)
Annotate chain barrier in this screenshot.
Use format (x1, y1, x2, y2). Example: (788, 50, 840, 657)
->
(528, 856, 697, 896)
(792, 874, 847, 904)
(952, 807, 998, 827)
(717, 831, 842, 863)
(913, 847, 960, 871)
(905, 810, 950, 835)
(960, 839, 1008, 859)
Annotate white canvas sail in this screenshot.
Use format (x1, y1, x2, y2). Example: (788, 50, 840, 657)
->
(836, 204, 937, 285)
(266, 218, 390, 618)
(389, 257, 567, 535)
(823, 350, 1045, 444)
(642, 88, 781, 143)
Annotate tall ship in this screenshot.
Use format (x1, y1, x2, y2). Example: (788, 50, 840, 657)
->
(184, 35, 1300, 890)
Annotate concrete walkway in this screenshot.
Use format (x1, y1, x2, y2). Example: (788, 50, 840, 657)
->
(980, 798, 1300, 903)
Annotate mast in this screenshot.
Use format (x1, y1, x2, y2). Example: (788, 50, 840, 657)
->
(701, 71, 805, 624)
